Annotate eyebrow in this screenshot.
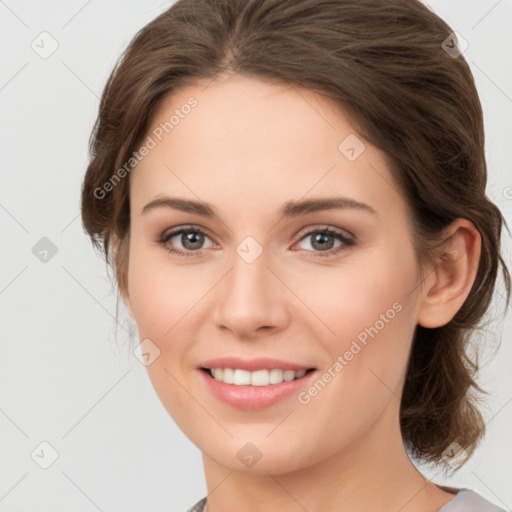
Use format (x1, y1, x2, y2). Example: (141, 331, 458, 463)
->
(141, 196, 377, 218)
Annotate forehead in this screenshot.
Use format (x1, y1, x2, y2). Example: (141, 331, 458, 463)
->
(146, 75, 357, 162)
(130, 75, 405, 220)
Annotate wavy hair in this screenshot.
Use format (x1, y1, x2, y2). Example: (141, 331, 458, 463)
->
(81, 0, 511, 468)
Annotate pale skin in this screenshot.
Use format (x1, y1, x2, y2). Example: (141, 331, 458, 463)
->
(121, 74, 481, 512)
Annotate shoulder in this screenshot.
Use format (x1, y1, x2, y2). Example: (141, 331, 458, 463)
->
(186, 496, 206, 512)
(437, 486, 509, 512)
(186, 490, 509, 512)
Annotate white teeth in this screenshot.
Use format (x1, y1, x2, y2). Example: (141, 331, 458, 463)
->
(251, 369, 269, 386)
(233, 369, 251, 385)
(208, 367, 310, 386)
(283, 370, 296, 382)
(269, 368, 284, 384)
(222, 368, 234, 384)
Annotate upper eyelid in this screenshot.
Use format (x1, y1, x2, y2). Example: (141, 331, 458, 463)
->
(294, 224, 354, 241)
(160, 224, 355, 245)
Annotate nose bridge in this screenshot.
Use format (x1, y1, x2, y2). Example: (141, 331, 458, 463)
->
(213, 237, 288, 335)
(226, 240, 274, 308)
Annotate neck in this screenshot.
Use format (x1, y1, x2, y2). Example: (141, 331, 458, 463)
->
(201, 400, 455, 512)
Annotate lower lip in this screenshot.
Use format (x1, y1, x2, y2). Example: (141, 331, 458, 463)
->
(198, 369, 317, 410)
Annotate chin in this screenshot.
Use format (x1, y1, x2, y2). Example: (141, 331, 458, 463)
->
(196, 432, 330, 475)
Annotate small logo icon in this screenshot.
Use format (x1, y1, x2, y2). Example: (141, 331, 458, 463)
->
(442, 31, 468, 59)
(31, 441, 59, 469)
(237, 442, 263, 468)
(133, 338, 161, 366)
(32, 237, 58, 263)
(236, 236, 263, 264)
(338, 134, 366, 161)
(31, 31, 59, 59)
(442, 441, 468, 469)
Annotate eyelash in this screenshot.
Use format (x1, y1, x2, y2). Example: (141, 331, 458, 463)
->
(156, 224, 356, 259)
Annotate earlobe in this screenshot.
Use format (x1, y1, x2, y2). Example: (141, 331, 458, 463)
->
(417, 219, 481, 329)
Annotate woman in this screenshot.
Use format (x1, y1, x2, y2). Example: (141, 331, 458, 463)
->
(81, 0, 511, 510)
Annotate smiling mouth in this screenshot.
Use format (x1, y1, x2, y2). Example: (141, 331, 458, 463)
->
(200, 367, 316, 386)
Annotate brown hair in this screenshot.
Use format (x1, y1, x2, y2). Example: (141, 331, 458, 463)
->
(81, 0, 511, 469)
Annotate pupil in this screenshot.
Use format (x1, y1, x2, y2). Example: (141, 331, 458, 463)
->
(184, 231, 203, 249)
(313, 232, 333, 250)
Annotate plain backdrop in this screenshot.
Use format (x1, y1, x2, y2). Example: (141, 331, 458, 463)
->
(0, 1, 511, 511)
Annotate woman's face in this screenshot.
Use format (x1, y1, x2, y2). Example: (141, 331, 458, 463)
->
(124, 74, 425, 474)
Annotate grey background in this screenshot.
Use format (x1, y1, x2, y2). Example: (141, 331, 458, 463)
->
(0, 1, 511, 511)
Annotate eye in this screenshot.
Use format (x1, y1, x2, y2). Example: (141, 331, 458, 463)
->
(293, 226, 355, 258)
(156, 225, 214, 257)
(156, 224, 355, 258)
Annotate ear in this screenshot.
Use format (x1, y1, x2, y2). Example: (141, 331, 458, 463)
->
(417, 218, 481, 328)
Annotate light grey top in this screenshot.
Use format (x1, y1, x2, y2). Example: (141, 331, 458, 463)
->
(187, 486, 509, 512)
(436, 486, 508, 512)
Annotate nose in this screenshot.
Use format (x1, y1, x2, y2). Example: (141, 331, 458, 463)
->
(212, 245, 290, 340)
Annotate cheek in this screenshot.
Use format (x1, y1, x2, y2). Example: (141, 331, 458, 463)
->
(126, 243, 208, 338)
(304, 241, 419, 399)
(286, 263, 416, 467)
(126, 244, 215, 407)
(126, 245, 200, 425)
(303, 241, 417, 344)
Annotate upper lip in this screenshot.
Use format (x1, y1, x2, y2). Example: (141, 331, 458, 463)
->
(199, 357, 315, 372)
